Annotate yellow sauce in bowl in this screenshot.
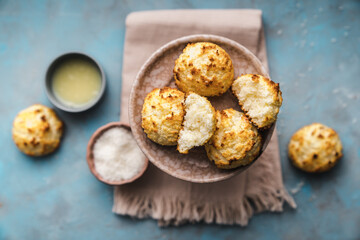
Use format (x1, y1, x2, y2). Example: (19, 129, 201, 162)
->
(52, 57, 102, 108)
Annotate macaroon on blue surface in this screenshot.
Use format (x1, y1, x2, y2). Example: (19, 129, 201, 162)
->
(0, 1, 359, 239)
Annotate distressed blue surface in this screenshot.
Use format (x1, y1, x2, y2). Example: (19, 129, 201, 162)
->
(0, 0, 359, 239)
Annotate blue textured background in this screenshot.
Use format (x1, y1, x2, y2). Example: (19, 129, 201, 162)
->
(0, 0, 359, 239)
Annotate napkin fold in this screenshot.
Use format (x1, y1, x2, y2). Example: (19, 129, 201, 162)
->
(114, 9, 296, 226)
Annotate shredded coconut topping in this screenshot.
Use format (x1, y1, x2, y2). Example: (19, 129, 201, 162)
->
(93, 127, 146, 181)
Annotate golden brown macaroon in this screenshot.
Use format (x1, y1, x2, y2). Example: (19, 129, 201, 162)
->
(12, 104, 63, 156)
(288, 123, 343, 173)
(205, 108, 262, 169)
(141, 87, 185, 146)
(232, 74, 282, 129)
(177, 92, 216, 154)
(174, 42, 234, 97)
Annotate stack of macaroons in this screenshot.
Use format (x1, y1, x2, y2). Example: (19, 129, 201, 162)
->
(141, 42, 283, 169)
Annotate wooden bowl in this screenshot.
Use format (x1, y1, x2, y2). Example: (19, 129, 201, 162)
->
(86, 122, 149, 185)
(129, 34, 275, 183)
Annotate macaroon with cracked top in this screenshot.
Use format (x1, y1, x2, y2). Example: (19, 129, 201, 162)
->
(288, 123, 342, 173)
(174, 42, 234, 97)
(205, 108, 262, 169)
(12, 104, 63, 156)
(141, 87, 185, 146)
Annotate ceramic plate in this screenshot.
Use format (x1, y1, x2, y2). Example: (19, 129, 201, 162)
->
(129, 34, 274, 183)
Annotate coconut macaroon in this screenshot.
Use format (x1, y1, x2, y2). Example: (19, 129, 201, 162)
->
(177, 92, 216, 154)
(141, 87, 185, 146)
(174, 42, 234, 97)
(288, 123, 343, 173)
(232, 74, 282, 129)
(12, 104, 63, 156)
(205, 108, 262, 169)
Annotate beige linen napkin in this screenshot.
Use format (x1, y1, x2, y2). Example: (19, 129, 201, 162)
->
(114, 9, 296, 226)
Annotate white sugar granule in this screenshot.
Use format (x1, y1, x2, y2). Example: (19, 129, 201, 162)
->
(93, 127, 146, 181)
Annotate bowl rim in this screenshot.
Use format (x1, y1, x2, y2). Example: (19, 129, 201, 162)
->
(129, 34, 271, 183)
(86, 122, 149, 186)
(45, 51, 106, 113)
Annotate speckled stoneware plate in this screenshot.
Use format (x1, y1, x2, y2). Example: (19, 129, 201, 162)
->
(129, 34, 275, 183)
